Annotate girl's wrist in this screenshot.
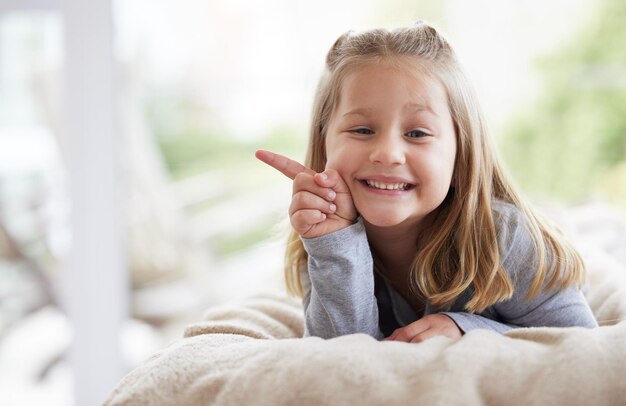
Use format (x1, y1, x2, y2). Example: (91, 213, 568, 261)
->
(301, 216, 361, 241)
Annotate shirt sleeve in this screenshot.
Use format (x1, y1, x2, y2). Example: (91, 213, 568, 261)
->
(300, 218, 384, 340)
(441, 312, 517, 334)
(443, 204, 598, 334)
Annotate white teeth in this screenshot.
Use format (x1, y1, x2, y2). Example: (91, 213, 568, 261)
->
(365, 180, 409, 190)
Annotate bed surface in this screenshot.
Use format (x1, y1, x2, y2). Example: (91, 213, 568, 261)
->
(105, 244, 626, 405)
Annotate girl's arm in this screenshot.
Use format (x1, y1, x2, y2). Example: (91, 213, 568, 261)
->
(440, 275, 596, 334)
(300, 218, 385, 340)
(494, 206, 597, 330)
(443, 204, 597, 334)
(256, 150, 381, 339)
(438, 312, 517, 334)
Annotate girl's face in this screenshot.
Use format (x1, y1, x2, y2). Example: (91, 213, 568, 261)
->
(325, 59, 457, 230)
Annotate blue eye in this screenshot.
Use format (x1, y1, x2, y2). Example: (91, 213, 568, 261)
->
(353, 128, 374, 135)
(406, 129, 429, 138)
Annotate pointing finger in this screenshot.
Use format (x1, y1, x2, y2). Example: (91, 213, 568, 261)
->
(255, 150, 314, 180)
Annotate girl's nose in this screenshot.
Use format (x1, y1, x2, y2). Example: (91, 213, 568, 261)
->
(369, 133, 406, 165)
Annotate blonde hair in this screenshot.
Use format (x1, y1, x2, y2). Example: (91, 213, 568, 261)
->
(284, 22, 585, 313)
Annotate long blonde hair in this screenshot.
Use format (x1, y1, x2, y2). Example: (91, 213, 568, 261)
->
(284, 22, 585, 313)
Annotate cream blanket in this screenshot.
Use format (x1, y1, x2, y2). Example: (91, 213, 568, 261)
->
(105, 246, 626, 405)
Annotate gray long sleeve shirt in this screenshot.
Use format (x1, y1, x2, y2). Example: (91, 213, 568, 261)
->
(300, 200, 598, 340)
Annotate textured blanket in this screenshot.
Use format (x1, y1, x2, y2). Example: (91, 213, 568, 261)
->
(105, 246, 626, 405)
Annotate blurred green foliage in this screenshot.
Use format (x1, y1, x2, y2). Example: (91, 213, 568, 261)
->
(144, 88, 305, 255)
(145, 89, 305, 180)
(212, 223, 275, 256)
(500, 0, 626, 209)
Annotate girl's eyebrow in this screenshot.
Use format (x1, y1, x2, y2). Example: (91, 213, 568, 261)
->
(342, 107, 374, 118)
(406, 102, 438, 116)
(342, 103, 437, 118)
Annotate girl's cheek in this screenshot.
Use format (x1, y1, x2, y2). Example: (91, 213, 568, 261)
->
(324, 149, 341, 171)
(324, 156, 348, 176)
(325, 138, 356, 178)
(324, 155, 336, 170)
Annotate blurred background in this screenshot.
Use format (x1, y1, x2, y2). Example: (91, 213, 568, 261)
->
(0, 0, 624, 404)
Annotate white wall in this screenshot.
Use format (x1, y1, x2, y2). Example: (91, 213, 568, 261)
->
(1, 1, 129, 405)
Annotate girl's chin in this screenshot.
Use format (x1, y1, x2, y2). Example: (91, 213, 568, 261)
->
(360, 213, 409, 228)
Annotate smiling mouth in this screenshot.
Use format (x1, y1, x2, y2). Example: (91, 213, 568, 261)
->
(362, 179, 415, 191)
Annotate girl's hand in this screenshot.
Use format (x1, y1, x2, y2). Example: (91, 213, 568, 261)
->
(384, 314, 462, 343)
(255, 150, 357, 238)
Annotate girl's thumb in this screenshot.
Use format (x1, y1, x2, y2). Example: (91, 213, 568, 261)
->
(315, 169, 349, 193)
(319, 169, 356, 222)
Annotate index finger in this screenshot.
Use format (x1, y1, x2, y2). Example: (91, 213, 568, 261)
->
(255, 149, 315, 180)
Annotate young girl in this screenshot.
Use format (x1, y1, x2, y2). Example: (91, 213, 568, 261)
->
(255, 22, 598, 342)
